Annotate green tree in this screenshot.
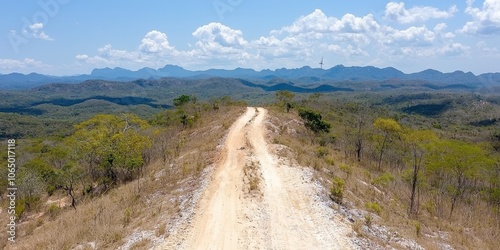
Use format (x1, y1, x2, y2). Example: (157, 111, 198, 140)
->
(69, 114, 151, 189)
(402, 128, 437, 217)
(275, 90, 295, 113)
(298, 108, 332, 144)
(173, 95, 192, 107)
(308, 93, 322, 103)
(373, 118, 402, 171)
(298, 108, 331, 134)
(426, 140, 494, 218)
(56, 162, 83, 209)
(17, 161, 46, 212)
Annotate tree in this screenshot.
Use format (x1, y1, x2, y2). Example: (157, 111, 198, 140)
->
(402, 128, 437, 217)
(17, 161, 46, 212)
(373, 118, 402, 171)
(57, 162, 83, 209)
(298, 108, 331, 144)
(298, 108, 331, 134)
(426, 140, 494, 218)
(275, 90, 295, 113)
(173, 95, 192, 107)
(69, 114, 151, 189)
(308, 93, 322, 103)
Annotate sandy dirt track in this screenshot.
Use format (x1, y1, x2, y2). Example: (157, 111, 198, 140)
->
(156, 107, 354, 250)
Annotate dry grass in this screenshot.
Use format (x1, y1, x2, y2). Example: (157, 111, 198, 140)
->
(267, 106, 500, 250)
(2, 105, 245, 250)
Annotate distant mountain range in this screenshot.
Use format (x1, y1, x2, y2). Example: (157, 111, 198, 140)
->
(1, 64, 500, 90)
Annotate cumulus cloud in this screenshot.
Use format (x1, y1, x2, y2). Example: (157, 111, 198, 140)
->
(253, 35, 311, 58)
(75, 44, 143, 67)
(384, 2, 458, 24)
(328, 44, 369, 57)
(139, 30, 176, 54)
(23, 23, 54, 41)
(438, 43, 470, 56)
(276, 9, 379, 35)
(461, 0, 500, 35)
(434, 23, 455, 38)
(0, 58, 43, 70)
(73, 8, 470, 71)
(263, 10, 379, 59)
(331, 13, 380, 33)
(381, 26, 436, 47)
(477, 41, 499, 53)
(193, 22, 248, 48)
(277, 9, 333, 34)
(75, 31, 180, 67)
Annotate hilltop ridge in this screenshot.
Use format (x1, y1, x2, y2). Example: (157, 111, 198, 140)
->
(1, 64, 500, 90)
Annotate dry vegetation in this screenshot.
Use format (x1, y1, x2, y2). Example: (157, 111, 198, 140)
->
(1, 105, 245, 250)
(267, 105, 500, 250)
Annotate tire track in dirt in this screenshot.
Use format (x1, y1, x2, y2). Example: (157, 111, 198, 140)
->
(156, 107, 354, 249)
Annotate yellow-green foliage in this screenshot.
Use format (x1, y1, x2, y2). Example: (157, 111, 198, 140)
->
(316, 146, 329, 158)
(48, 204, 61, 219)
(365, 202, 382, 215)
(339, 163, 352, 177)
(372, 172, 394, 188)
(325, 157, 335, 166)
(330, 177, 346, 204)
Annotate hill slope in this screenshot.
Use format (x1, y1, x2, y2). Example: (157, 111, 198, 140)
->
(157, 107, 354, 249)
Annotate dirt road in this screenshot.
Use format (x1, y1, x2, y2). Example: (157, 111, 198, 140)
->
(157, 107, 354, 249)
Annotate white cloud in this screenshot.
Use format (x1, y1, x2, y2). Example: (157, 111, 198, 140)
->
(276, 9, 380, 35)
(438, 43, 470, 56)
(477, 41, 499, 54)
(139, 30, 177, 54)
(71, 9, 474, 72)
(98, 44, 140, 61)
(328, 44, 369, 57)
(277, 9, 332, 34)
(192, 22, 248, 48)
(262, 10, 379, 59)
(384, 2, 458, 24)
(434, 23, 456, 38)
(75, 54, 111, 65)
(331, 13, 380, 33)
(188, 22, 250, 62)
(75, 44, 143, 67)
(461, 0, 500, 35)
(381, 26, 436, 47)
(75, 31, 180, 68)
(0, 58, 43, 70)
(23, 23, 54, 41)
(253, 35, 311, 58)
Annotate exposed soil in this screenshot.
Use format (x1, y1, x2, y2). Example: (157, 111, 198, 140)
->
(155, 107, 354, 249)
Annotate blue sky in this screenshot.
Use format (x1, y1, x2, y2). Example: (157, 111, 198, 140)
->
(1, 0, 500, 75)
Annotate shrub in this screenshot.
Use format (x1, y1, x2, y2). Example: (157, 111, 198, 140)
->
(339, 164, 352, 177)
(48, 204, 60, 219)
(365, 202, 382, 215)
(325, 157, 335, 166)
(364, 214, 373, 227)
(298, 108, 331, 134)
(157, 223, 166, 237)
(15, 201, 26, 218)
(415, 221, 421, 237)
(372, 172, 394, 188)
(330, 177, 346, 204)
(123, 207, 131, 226)
(46, 184, 56, 196)
(352, 220, 364, 237)
(316, 147, 329, 158)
